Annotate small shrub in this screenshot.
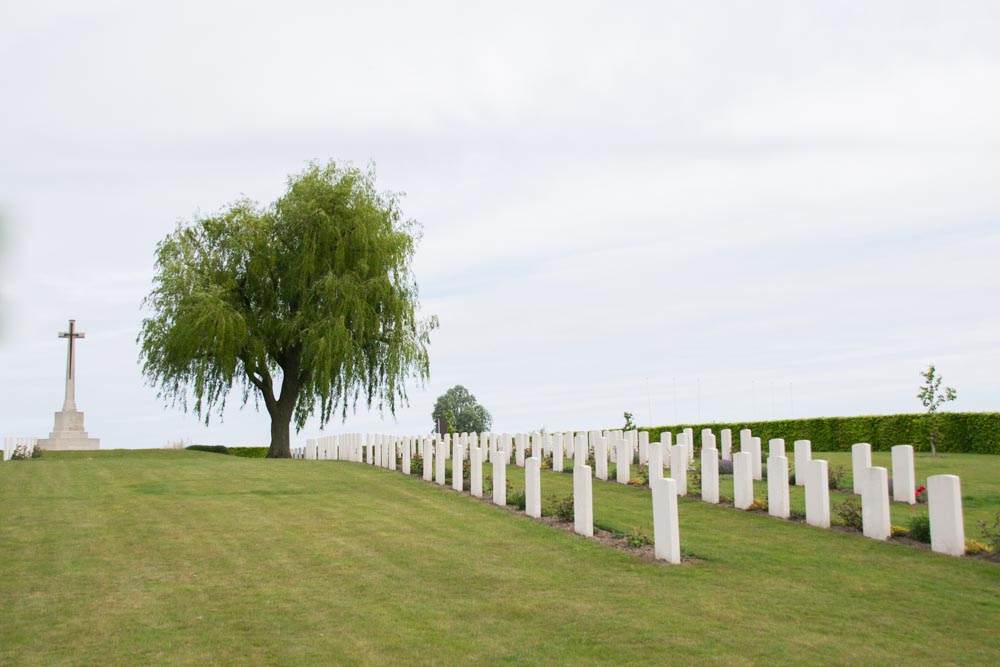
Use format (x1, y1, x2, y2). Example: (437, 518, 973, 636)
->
(508, 490, 526, 510)
(719, 459, 734, 475)
(186, 445, 230, 455)
(627, 477, 646, 487)
(540, 453, 553, 470)
(965, 539, 991, 556)
(624, 528, 653, 548)
(680, 544, 699, 560)
(890, 525, 910, 539)
(908, 514, 932, 543)
(978, 511, 1000, 553)
(553, 495, 574, 522)
(228, 447, 268, 458)
(828, 465, 847, 491)
(10, 443, 40, 460)
(833, 498, 863, 531)
(633, 464, 649, 484)
(747, 498, 768, 512)
(688, 467, 702, 494)
(789, 509, 806, 521)
(410, 455, 424, 476)
(915, 485, 927, 504)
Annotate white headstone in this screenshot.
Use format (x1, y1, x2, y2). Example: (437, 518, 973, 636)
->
(648, 442, 663, 482)
(703, 431, 717, 452)
(402, 440, 411, 475)
(852, 443, 872, 495)
(492, 457, 507, 506)
(435, 439, 447, 486)
(861, 466, 890, 540)
(733, 451, 754, 510)
(767, 455, 790, 519)
(595, 437, 609, 481)
(553, 434, 564, 472)
(750, 436, 763, 480)
(720, 429, 732, 462)
(616, 435, 631, 484)
(684, 427, 694, 461)
(793, 440, 812, 487)
(769, 438, 785, 459)
(525, 457, 541, 518)
(891, 445, 916, 504)
(471, 446, 483, 497)
(928, 474, 965, 557)
(701, 446, 719, 504)
(574, 462, 594, 537)
(651, 477, 681, 564)
(423, 440, 434, 482)
(452, 443, 465, 491)
(516, 434, 526, 467)
(805, 459, 831, 528)
(739, 429, 752, 453)
(626, 430, 638, 464)
(670, 441, 688, 496)
(660, 432, 673, 469)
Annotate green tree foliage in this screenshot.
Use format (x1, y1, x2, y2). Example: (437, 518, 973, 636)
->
(138, 161, 436, 457)
(623, 412, 636, 431)
(918, 364, 957, 457)
(432, 385, 492, 434)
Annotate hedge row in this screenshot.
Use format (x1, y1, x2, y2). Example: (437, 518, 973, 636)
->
(228, 447, 268, 458)
(184, 445, 269, 458)
(186, 445, 229, 454)
(638, 413, 1000, 455)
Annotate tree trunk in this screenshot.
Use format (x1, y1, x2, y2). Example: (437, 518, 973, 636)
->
(266, 391, 297, 458)
(262, 350, 301, 459)
(267, 408, 293, 458)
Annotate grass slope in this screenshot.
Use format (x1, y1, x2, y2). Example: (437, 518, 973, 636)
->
(1, 450, 998, 665)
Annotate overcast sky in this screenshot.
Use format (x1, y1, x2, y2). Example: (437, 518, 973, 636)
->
(1, 1, 998, 449)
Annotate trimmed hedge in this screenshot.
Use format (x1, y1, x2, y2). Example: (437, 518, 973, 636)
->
(640, 413, 1000, 455)
(228, 447, 269, 458)
(186, 445, 230, 455)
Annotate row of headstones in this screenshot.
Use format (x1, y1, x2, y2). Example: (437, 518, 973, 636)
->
(293, 428, 966, 559)
(686, 429, 966, 557)
(2, 437, 37, 461)
(849, 442, 965, 556)
(296, 431, 684, 564)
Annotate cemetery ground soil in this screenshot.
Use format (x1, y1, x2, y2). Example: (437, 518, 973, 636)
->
(1, 452, 999, 665)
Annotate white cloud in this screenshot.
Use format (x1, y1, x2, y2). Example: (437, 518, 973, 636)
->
(1, 1, 998, 448)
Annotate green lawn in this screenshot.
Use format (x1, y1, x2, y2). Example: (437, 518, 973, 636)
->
(2, 450, 999, 665)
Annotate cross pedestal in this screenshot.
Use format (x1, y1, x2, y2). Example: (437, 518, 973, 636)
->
(37, 319, 100, 451)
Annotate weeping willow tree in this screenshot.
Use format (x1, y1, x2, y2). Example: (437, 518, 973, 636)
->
(138, 161, 436, 457)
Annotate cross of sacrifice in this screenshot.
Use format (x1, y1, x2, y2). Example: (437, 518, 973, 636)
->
(58, 319, 85, 411)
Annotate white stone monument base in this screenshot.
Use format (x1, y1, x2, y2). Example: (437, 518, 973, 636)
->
(37, 410, 100, 450)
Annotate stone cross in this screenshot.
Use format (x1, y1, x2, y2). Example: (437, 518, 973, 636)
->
(58, 319, 85, 411)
